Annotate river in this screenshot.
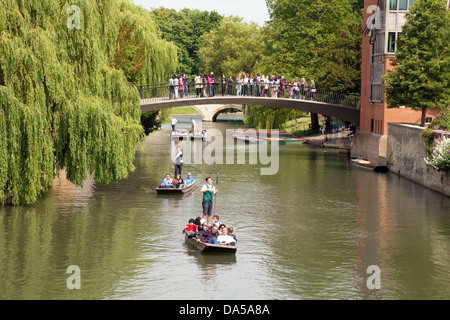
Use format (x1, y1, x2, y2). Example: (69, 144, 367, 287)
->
(1, 118, 449, 300)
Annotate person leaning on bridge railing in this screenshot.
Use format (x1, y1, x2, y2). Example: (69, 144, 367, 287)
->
(169, 74, 176, 100)
(221, 74, 227, 96)
(202, 74, 208, 97)
(228, 76, 233, 95)
(300, 78, 307, 100)
(178, 75, 184, 99)
(183, 73, 189, 98)
(236, 74, 242, 96)
(310, 80, 316, 101)
(195, 74, 202, 98)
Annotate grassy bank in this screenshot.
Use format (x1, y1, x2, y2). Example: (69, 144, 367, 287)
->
(170, 107, 200, 115)
(284, 116, 326, 137)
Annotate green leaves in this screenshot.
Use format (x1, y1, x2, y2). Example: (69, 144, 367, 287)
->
(151, 8, 223, 75)
(0, 0, 177, 205)
(261, 0, 362, 84)
(198, 16, 263, 76)
(383, 0, 450, 125)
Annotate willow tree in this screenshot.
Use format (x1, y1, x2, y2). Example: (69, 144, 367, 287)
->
(0, 0, 178, 205)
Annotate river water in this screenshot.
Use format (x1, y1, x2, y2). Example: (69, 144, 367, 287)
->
(1, 117, 449, 300)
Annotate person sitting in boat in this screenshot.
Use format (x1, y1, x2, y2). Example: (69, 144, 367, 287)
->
(197, 225, 220, 244)
(216, 227, 236, 246)
(218, 223, 227, 235)
(183, 218, 197, 233)
(212, 215, 221, 227)
(184, 172, 195, 186)
(160, 174, 173, 188)
(197, 218, 209, 232)
(228, 227, 237, 243)
(173, 174, 184, 188)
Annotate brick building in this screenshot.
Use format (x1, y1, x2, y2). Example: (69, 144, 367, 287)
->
(352, 0, 442, 163)
(360, 0, 441, 136)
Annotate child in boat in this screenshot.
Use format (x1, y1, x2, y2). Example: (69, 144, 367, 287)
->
(184, 218, 197, 233)
(212, 215, 221, 227)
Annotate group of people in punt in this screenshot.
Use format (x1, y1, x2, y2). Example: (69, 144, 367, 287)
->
(184, 215, 237, 247)
(181, 176, 237, 246)
(159, 172, 195, 189)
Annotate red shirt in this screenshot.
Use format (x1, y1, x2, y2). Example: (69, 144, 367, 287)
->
(185, 224, 197, 232)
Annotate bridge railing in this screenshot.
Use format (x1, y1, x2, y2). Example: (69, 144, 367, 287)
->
(137, 82, 360, 109)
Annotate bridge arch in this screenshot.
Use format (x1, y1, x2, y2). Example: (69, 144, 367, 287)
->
(211, 105, 243, 122)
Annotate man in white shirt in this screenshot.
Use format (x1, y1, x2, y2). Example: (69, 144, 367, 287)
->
(172, 146, 183, 177)
(171, 116, 177, 132)
(216, 227, 236, 246)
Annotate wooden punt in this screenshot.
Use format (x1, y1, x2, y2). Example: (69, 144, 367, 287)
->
(185, 231, 237, 254)
(155, 181, 196, 194)
(351, 159, 389, 173)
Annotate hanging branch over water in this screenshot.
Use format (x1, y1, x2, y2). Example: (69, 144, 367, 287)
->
(0, 0, 178, 205)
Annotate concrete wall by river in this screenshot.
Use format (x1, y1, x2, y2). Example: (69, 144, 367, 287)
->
(387, 123, 449, 196)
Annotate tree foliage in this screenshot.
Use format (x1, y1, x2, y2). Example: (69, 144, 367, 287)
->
(0, 0, 178, 205)
(261, 0, 363, 89)
(383, 0, 450, 126)
(241, 0, 363, 129)
(150, 7, 223, 75)
(198, 16, 263, 77)
(244, 106, 298, 130)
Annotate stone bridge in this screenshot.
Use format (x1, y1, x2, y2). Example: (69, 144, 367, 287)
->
(138, 84, 360, 124)
(169, 103, 244, 122)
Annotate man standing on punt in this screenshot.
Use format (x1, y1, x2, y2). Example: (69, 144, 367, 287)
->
(201, 177, 218, 227)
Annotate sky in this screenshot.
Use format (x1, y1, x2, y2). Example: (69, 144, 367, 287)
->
(131, 0, 271, 26)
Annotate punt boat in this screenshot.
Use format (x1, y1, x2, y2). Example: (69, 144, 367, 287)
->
(155, 181, 196, 194)
(184, 231, 237, 254)
(351, 159, 389, 173)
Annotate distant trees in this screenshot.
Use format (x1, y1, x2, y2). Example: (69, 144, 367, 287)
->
(150, 8, 223, 75)
(261, 0, 363, 96)
(198, 16, 263, 76)
(383, 0, 450, 127)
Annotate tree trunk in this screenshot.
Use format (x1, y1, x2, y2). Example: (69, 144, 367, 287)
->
(310, 113, 320, 132)
(421, 107, 427, 127)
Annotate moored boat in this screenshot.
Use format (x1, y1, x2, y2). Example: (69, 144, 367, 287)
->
(351, 159, 389, 173)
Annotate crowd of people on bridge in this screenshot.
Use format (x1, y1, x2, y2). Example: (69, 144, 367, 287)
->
(168, 73, 317, 101)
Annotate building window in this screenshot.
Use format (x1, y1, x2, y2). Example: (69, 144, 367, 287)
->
(399, 0, 408, 10)
(409, 0, 417, 8)
(390, 0, 397, 10)
(388, 32, 396, 52)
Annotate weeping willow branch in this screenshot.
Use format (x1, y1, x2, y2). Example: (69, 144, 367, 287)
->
(0, 0, 179, 205)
